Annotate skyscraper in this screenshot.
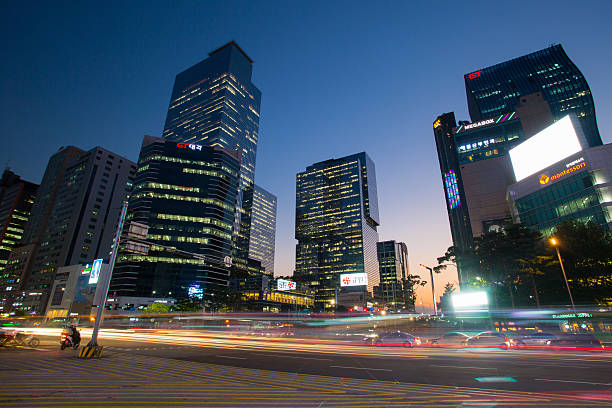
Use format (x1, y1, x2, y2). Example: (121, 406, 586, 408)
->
(0, 146, 83, 313)
(248, 185, 277, 275)
(19, 147, 135, 314)
(376, 241, 411, 309)
(109, 136, 240, 300)
(162, 41, 261, 270)
(465, 44, 601, 147)
(0, 169, 38, 270)
(294, 152, 380, 308)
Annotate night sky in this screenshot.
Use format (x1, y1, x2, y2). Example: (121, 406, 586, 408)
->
(2, 1, 611, 311)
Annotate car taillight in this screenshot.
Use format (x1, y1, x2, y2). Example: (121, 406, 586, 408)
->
(415, 338, 421, 345)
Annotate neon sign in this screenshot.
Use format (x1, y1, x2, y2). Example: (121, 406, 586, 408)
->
(177, 143, 203, 151)
(539, 160, 586, 185)
(468, 70, 483, 79)
(444, 169, 461, 209)
(433, 119, 441, 129)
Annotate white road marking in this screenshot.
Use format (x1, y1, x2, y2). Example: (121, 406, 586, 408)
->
(252, 353, 332, 361)
(535, 378, 611, 386)
(216, 355, 247, 360)
(329, 365, 392, 372)
(431, 365, 496, 370)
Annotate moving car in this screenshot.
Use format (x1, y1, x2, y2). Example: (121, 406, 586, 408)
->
(508, 332, 560, 348)
(465, 332, 509, 349)
(546, 334, 604, 350)
(373, 331, 421, 347)
(428, 332, 470, 346)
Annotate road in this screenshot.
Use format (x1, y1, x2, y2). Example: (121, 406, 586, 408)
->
(1, 329, 611, 407)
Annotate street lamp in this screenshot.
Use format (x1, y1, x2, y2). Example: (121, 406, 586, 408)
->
(549, 237, 576, 310)
(419, 264, 437, 316)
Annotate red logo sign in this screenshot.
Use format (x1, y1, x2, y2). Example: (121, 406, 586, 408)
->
(468, 70, 483, 79)
(288, 282, 295, 290)
(342, 277, 351, 285)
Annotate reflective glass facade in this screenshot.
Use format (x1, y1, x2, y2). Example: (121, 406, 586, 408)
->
(162, 42, 261, 269)
(248, 185, 276, 275)
(514, 171, 608, 235)
(465, 44, 601, 147)
(294, 152, 380, 307)
(376, 241, 411, 308)
(110, 136, 240, 299)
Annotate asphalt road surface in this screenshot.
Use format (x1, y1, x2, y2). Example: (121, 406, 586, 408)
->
(1, 329, 611, 407)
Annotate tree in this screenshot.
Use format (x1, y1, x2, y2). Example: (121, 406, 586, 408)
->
(143, 302, 174, 314)
(438, 282, 456, 314)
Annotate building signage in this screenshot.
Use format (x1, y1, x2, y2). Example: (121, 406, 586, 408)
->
(463, 118, 494, 131)
(277, 279, 296, 291)
(340, 273, 368, 287)
(467, 70, 483, 79)
(539, 158, 586, 185)
(433, 119, 441, 129)
(188, 283, 204, 300)
(88, 259, 103, 285)
(177, 142, 203, 151)
(444, 169, 461, 209)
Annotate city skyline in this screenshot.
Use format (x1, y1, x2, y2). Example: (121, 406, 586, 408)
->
(2, 2, 612, 310)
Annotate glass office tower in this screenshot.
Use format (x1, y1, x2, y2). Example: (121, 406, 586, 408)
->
(294, 152, 380, 308)
(248, 185, 276, 275)
(376, 241, 411, 309)
(110, 136, 240, 299)
(465, 44, 601, 147)
(162, 41, 261, 270)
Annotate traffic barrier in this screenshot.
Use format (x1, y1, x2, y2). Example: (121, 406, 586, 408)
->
(78, 345, 103, 359)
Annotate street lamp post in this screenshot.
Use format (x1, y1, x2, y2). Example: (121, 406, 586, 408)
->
(419, 264, 437, 316)
(549, 237, 576, 310)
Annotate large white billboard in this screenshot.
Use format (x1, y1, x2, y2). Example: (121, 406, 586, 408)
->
(509, 115, 584, 182)
(340, 273, 368, 287)
(277, 279, 296, 290)
(451, 291, 488, 311)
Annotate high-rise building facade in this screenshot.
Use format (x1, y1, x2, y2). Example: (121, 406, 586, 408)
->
(0, 170, 38, 271)
(248, 185, 276, 275)
(0, 146, 84, 313)
(376, 241, 411, 309)
(109, 136, 240, 300)
(162, 41, 261, 270)
(294, 152, 380, 308)
(19, 147, 136, 314)
(465, 44, 601, 147)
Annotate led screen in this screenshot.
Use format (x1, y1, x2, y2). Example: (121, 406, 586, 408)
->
(451, 291, 488, 310)
(443, 169, 461, 209)
(509, 116, 583, 181)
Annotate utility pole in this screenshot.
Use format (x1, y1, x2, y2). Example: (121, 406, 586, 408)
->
(87, 200, 128, 348)
(419, 264, 437, 317)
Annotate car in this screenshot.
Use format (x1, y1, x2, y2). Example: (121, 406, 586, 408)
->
(465, 331, 509, 349)
(546, 334, 604, 350)
(373, 331, 421, 347)
(508, 331, 560, 348)
(428, 332, 470, 346)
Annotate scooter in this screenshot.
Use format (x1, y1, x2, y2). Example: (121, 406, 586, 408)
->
(60, 331, 79, 350)
(13, 332, 40, 347)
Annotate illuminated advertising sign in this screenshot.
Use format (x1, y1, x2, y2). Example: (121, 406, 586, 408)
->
(451, 291, 488, 311)
(454, 112, 516, 134)
(177, 142, 203, 151)
(509, 116, 583, 182)
(277, 279, 296, 291)
(463, 118, 494, 131)
(340, 273, 368, 287)
(88, 259, 103, 284)
(539, 158, 586, 185)
(433, 119, 441, 129)
(188, 283, 204, 300)
(444, 169, 461, 209)
(467, 70, 483, 79)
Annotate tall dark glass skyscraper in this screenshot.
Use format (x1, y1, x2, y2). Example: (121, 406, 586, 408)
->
(162, 41, 261, 270)
(110, 136, 240, 299)
(465, 44, 601, 147)
(294, 152, 380, 308)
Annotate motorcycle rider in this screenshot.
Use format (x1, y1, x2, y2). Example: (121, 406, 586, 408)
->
(69, 324, 81, 349)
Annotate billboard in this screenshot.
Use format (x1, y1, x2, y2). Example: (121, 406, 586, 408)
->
(451, 291, 488, 311)
(88, 259, 103, 285)
(340, 273, 368, 287)
(277, 279, 296, 291)
(509, 115, 583, 182)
